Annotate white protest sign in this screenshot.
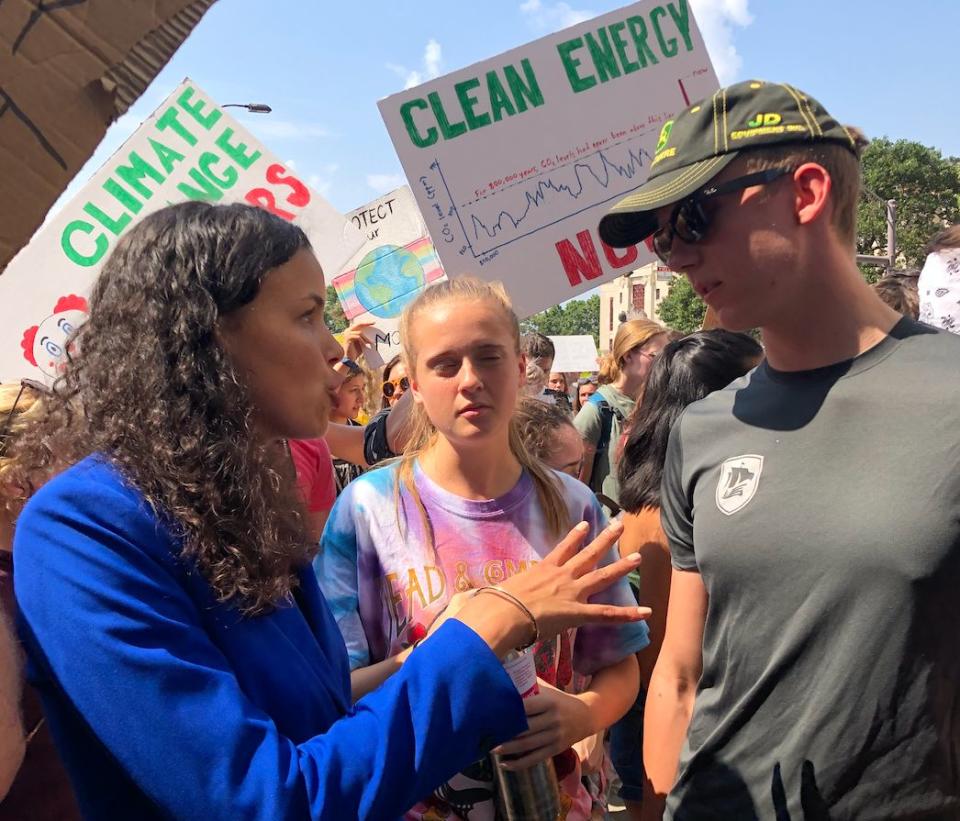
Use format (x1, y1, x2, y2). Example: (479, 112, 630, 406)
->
(549, 335, 600, 373)
(379, 0, 717, 319)
(332, 186, 445, 362)
(0, 78, 363, 383)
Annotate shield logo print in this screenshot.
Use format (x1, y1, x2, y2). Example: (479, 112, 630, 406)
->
(716, 455, 764, 516)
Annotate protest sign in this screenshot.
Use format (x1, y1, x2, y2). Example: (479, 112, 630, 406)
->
(0, 0, 218, 271)
(379, 0, 717, 319)
(0, 78, 364, 382)
(549, 335, 600, 373)
(332, 186, 446, 361)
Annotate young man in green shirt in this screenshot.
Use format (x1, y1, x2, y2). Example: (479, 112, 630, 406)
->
(599, 80, 960, 819)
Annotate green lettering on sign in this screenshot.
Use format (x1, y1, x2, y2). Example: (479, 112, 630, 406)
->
(61, 220, 107, 267)
(178, 86, 223, 130)
(486, 71, 517, 121)
(627, 16, 659, 67)
(115, 152, 165, 198)
(584, 30, 621, 83)
(504, 59, 544, 111)
(609, 22, 640, 74)
(427, 91, 467, 140)
(401, 98, 437, 148)
(650, 6, 678, 57)
(557, 38, 596, 93)
(214, 129, 261, 169)
(455, 78, 491, 130)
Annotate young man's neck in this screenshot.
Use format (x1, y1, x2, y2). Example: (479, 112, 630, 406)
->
(420, 434, 522, 500)
(761, 256, 902, 372)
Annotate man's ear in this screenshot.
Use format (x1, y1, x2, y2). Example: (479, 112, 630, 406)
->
(793, 162, 832, 228)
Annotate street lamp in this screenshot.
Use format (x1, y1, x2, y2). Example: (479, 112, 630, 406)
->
(222, 102, 272, 114)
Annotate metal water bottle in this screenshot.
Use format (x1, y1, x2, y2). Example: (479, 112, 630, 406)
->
(491, 649, 561, 821)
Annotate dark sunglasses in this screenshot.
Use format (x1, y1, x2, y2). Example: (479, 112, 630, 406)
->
(0, 378, 49, 457)
(652, 167, 796, 265)
(382, 376, 410, 399)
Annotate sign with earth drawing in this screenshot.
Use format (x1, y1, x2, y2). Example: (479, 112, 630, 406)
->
(0, 78, 364, 383)
(332, 186, 446, 361)
(378, 0, 718, 319)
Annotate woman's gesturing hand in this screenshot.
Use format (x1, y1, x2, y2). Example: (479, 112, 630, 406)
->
(451, 519, 649, 658)
(497, 519, 649, 643)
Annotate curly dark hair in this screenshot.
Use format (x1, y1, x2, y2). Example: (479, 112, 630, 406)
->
(618, 330, 762, 514)
(31, 202, 314, 613)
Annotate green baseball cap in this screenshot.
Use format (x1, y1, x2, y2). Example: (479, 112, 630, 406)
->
(598, 80, 859, 248)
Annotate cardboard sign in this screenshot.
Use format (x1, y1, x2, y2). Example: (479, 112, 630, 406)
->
(379, 0, 718, 319)
(333, 186, 446, 361)
(0, 0, 218, 271)
(549, 335, 600, 373)
(0, 78, 363, 382)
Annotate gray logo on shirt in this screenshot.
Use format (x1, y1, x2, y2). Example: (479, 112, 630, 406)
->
(716, 455, 764, 515)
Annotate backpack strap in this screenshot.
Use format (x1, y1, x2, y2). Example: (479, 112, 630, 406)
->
(587, 391, 625, 493)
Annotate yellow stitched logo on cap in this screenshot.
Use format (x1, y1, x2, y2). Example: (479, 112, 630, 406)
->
(655, 120, 675, 153)
(747, 112, 782, 128)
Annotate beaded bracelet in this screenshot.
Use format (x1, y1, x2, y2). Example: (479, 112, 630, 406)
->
(472, 586, 540, 651)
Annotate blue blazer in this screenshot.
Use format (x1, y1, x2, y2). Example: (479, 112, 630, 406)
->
(14, 457, 526, 820)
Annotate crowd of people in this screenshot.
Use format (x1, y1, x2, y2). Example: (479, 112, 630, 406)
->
(1, 78, 959, 820)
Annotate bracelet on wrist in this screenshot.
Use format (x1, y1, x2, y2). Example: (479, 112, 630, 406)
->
(472, 586, 539, 651)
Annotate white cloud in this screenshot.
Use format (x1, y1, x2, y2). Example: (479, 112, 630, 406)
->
(520, 0, 595, 34)
(366, 173, 406, 193)
(688, 0, 753, 84)
(238, 119, 333, 140)
(387, 39, 445, 90)
(307, 163, 339, 198)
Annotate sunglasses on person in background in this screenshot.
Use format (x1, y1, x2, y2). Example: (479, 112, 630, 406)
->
(0, 378, 49, 457)
(651, 167, 797, 265)
(382, 376, 410, 399)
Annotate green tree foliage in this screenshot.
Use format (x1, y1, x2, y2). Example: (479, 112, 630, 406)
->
(656, 276, 705, 334)
(324, 284, 348, 333)
(858, 138, 960, 269)
(523, 294, 601, 347)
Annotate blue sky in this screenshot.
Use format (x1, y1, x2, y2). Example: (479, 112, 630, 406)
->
(55, 0, 960, 219)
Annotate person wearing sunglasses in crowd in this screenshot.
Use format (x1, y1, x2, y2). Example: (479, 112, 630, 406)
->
(13, 203, 649, 820)
(0, 380, 81, 817)
(599, 80, 960, 819)
(381, 354, 410, 409)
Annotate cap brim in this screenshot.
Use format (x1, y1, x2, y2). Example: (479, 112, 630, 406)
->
(598, 153, 739, 248)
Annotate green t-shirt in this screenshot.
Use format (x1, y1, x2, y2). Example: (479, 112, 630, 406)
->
(661, 318, 960, 818)
(573, 384, 635, 506)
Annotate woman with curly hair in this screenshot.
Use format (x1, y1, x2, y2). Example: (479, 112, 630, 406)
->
(13, 202, 648, 820)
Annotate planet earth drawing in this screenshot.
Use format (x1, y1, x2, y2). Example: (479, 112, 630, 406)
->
(353, 244, 426, 318)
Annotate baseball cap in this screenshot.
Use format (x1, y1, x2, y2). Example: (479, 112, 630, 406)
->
(598, 80, 860, 248)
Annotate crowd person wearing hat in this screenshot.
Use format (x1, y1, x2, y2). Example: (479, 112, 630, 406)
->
(12, 202, 649, 820)
(918, 225, 960, 332)
(599, 80, 960, 819)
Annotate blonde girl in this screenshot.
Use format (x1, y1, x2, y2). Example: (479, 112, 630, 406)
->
(575, 319, 670, 506)
(318, 277, 648, 821)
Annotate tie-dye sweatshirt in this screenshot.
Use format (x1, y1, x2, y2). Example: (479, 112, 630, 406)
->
(317, 460, 649, 821)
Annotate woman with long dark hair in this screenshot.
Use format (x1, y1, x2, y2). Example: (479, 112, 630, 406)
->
(12, 202, 648, 820)
(612, 329, 762, 819)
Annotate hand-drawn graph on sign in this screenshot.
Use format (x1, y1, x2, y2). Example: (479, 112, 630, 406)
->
(445, 130, 655, 259)
(333, 237, 445, 321)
